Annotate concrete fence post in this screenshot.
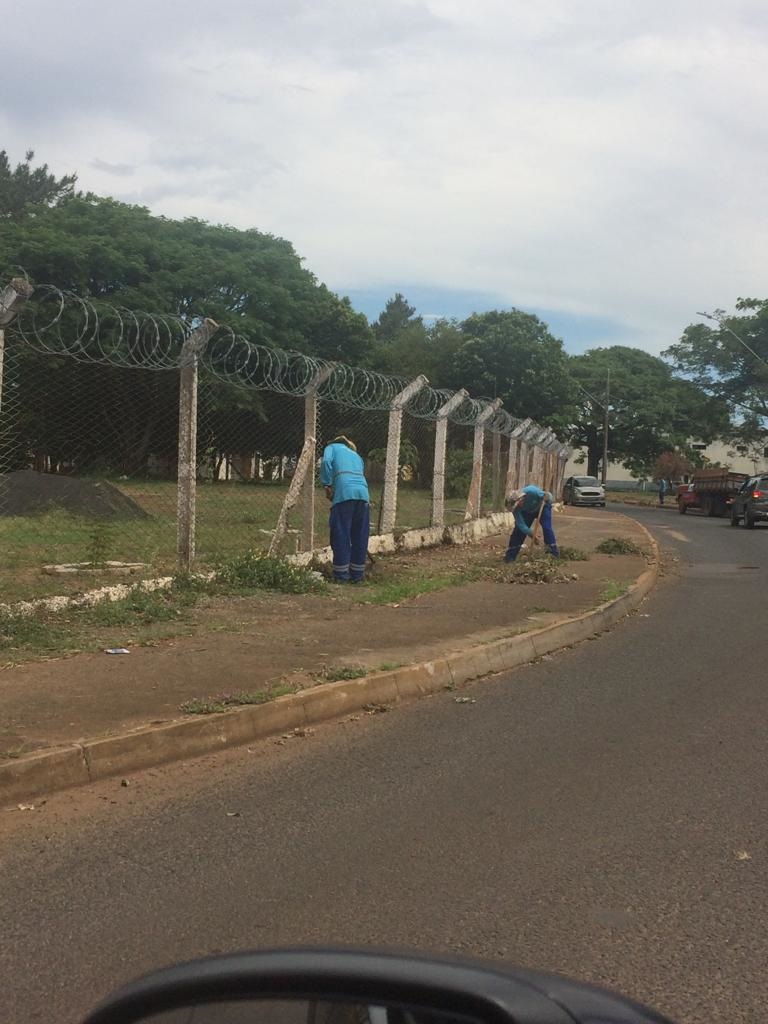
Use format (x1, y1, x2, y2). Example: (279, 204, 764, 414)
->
(0, 278, 34, 418)
(176, 318, 218, 571)
(545, 445, 557, 493)
(301, 365, 335, 552)
(464, 398, 502, 521)
(517, 433, 531, 489)
(268, 434, 318, 557)
(491, 430, 502, 510)
(528, 427, 550, 488)
(504, 418, 531, 500)
(555, 446, 571, 498)
(381, 374, 428, 534)
(542, 438, 558, 493)
(431, 388, 467, 527)
(537, 430, 556, 490)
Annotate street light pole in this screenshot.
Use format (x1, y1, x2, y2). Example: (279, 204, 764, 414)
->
(601, 369, 610, 485)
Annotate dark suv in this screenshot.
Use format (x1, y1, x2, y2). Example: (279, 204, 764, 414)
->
(730, 474, 768, 529)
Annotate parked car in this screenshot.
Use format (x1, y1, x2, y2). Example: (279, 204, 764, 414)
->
(562, 475, 605, 507)
(729, 473, 768, 528)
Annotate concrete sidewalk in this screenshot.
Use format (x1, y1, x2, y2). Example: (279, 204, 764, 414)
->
(0, 508, 658, 805)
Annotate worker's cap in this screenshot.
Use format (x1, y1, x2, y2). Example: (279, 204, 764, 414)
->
(331, 435, 357, 451)
(505, 489, 525, 508)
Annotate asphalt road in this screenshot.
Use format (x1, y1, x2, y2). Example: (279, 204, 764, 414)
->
(1, 507, 766, 1024)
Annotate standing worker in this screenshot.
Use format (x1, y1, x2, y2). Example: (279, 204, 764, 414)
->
(320, 436, 370, 583)
(504, 484, 559, 563)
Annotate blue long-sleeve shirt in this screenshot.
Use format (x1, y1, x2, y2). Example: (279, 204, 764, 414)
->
(514, 484, 552, 536)
(320, 443, 369, 505)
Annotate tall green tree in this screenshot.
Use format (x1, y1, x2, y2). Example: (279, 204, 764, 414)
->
(374, 292, 422, 341)
(665, 300, 768, 436)
(0, 149, 77, 221)
(0, 157, 374, 477)
(445, 310, 577, 429)
(568, 346, 731, 477)
(0, 194, 372, 361)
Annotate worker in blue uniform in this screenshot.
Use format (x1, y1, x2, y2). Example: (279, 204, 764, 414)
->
(320, 436, 370, 583)
(504, 484, 559, 562)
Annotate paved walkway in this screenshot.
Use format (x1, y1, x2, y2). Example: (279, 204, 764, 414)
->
(1, 508, 650, 759)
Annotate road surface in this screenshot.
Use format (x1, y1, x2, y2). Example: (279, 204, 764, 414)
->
(1, 507, 766, 1024)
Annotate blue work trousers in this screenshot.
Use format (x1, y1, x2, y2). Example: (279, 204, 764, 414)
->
(330, 500, 370, 581)
(505, 503, 559, 562)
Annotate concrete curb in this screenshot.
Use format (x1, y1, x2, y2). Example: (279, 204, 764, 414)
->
(1, 523, 660, 808)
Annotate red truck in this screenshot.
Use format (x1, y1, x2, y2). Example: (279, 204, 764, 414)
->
(676, 468, 749, 517)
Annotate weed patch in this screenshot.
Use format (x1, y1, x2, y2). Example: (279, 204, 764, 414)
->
(180, 685, 296, 715)
(0, 610, 76, 659)
(314, 665, 368, 682)
(558, 546, 590, 561)
(84, 587, 197, 627)
(359, 567, 484, 606)
(215, 552, 325, 594)
(599, 579, 630, 602)
(596, 537, 642, 556)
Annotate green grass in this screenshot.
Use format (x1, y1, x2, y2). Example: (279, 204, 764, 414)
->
(0, 609, 78, 659)
(596, 537, 643, 556)
(0, 555, 327, 663)
(599, 579, 630, 602)
(83, 586, 197, 627)
(180, 684, 297, 715)
(558, 546, 590, 561)
(0, 479, 448, 603)
(215, 551, 326, 594)
(354, 564, 486, 606)
(314, 665, 368, 682)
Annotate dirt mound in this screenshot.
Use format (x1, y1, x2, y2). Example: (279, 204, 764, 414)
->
(0, 470, 150, 520)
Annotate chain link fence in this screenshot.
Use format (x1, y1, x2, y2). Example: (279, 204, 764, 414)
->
(0, 277, 570, 602)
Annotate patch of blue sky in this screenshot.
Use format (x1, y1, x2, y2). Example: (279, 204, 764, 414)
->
(339, 285, 640, 356)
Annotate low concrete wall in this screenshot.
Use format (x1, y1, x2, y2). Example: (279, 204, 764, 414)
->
(291, 511, 514, 567)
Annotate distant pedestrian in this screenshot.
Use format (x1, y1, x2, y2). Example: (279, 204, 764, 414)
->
(658, 478, 668, 506)
(320, 436, 370, 583)
(504, 484, 559, 562)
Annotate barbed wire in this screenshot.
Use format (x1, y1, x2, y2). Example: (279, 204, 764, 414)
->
(10, 284, 189, 369)
(7, 280, 550, 438)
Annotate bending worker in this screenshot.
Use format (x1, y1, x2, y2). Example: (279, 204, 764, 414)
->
(320, 435, 370, 583)
(504, 484, 559, 562)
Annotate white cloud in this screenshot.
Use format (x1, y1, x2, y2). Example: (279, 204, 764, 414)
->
(2, 0, 767, 352)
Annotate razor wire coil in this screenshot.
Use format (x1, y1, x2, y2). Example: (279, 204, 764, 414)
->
(8, 282, 551, 438)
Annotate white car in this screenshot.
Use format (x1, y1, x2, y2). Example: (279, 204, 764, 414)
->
(562, 475, 606, 507)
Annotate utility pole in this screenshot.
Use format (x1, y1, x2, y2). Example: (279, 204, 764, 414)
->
(601, 369, 610, 485)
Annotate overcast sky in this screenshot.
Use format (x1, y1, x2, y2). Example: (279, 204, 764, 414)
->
(2, 0, 767, 353)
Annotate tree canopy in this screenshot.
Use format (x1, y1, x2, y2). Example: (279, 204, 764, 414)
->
(0, 192, 372, 362)
(665, 301, 768, 440)
(374, 292, 422, 341)
(442, 310, 576, 429)
(0, 149, 77, 222)
(568, 346, 731, 477)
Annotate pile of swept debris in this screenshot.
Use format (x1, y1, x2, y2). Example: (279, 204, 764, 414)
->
(506, 554, 579, 585)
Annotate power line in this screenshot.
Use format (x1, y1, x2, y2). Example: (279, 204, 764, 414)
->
(696, 310, 768, 371)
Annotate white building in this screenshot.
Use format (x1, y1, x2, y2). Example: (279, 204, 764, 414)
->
(564, 438, 768, 489)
